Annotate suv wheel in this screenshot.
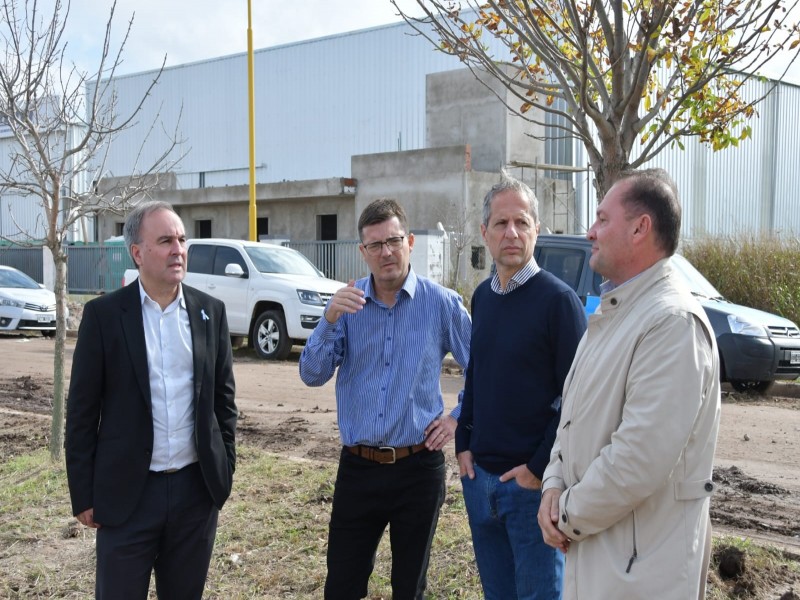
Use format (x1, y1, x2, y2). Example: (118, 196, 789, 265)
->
(253, 310, 291, 360)
(730, 380, 773, 395)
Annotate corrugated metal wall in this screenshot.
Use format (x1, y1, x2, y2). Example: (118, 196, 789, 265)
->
(771, 83, 800, 236)
(0, 125, 94, 242)
(97, 22, 465, 187)
(573, 77, 800, 240)
(92, 19, 800, 241)
(0, 188, 46, 241)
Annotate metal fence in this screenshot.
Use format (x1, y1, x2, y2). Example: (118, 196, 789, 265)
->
(0, 246, 44, 283)
(0, 240, 365, 293)
(0, 244, 134, 293)
(285, 240, 367, 283)
(0, 240, 462, 294)
(66, 245, 134, 293)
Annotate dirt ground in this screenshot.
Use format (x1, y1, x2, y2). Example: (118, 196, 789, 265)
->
(1, 334, 799, 559)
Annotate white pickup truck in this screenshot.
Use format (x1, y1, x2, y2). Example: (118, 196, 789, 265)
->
(123, 238, 345, 360)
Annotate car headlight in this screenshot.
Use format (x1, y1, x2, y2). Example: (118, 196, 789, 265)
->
(0, 297, 25, 309)
(297, 289, 325, 306)
(727, 314, 767, 337)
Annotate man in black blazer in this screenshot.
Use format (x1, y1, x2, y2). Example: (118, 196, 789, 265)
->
(66, 201, 237, 599)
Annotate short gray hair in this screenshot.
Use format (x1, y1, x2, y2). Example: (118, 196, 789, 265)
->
(123, 201, 179, 267)
(482, 172, 539, 226)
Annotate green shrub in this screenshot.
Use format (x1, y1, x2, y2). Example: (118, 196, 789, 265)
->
(682, 236, 800, 326)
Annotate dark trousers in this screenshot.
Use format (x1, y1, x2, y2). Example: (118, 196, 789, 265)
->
(324, 448, 446, 600)
(95, 462, 219, 600)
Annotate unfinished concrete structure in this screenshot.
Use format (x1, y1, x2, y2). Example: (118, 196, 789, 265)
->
(96, 67, 571, 286)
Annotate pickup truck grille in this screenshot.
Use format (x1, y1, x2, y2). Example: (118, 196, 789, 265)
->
(768, 325, 800, 338)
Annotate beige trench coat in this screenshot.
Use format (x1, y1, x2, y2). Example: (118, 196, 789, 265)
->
(542, 258, 721, 599)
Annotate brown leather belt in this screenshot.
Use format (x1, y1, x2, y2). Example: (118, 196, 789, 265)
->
(346, 443, 427, 464)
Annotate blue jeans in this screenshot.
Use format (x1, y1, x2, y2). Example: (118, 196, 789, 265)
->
(461, 463, 563, 600)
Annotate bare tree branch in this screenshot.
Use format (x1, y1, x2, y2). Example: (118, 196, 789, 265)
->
(394, 0, 800, 197)
(0, 0, 184, 460)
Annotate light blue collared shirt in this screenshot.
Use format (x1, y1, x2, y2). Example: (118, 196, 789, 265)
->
(299, 268, 471, 447)
(599, 271, 645, 295)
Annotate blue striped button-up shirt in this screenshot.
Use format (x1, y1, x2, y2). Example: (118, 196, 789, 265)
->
(299, 268, 471, 447)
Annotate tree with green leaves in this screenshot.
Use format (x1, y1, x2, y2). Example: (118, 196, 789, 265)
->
(394, 0, 800, 198)
(0, 0, 180, 460)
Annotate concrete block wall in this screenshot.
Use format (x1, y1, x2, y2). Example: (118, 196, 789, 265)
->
(426, 68, 546, 172)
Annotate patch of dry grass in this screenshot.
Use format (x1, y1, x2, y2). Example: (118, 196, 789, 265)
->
(0, 446, 481, 599)
(1, 445, 797, 598)
(208, 446, 482, 598)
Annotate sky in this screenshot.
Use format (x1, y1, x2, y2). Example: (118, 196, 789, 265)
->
(49, 0, 800, 83)
(61, 0, 424, 76)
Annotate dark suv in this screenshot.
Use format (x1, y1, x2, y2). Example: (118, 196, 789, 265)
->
(535, 234, 800, 392)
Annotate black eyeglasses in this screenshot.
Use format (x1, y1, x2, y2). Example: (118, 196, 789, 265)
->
(362, 236, 405, 256)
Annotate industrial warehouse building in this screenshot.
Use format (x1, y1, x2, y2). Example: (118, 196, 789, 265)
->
(2, 17, 799, 287)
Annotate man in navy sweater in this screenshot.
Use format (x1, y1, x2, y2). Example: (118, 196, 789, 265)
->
(456, 174, 586, 599)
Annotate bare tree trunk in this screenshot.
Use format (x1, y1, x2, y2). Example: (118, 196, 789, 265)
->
(0, 0, 180, 461)
(590, 139, 630, 202)
(50, 249, 68, 461)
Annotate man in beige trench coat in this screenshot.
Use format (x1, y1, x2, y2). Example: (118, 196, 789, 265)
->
(538, 168, 721, 600)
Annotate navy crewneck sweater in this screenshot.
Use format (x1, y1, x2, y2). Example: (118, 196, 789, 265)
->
(455, 269, 586, 478)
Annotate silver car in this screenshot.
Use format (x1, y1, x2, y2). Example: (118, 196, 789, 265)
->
(0, 266, 63, 337)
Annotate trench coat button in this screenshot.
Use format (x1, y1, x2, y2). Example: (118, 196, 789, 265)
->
(573, 529, 581, 535)
(610, 298, 618, 306)
(561, 514, 567, 523)
(704, 482, 714, 492)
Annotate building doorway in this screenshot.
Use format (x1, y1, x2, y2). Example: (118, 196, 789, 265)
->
(316, 214, 337, 278)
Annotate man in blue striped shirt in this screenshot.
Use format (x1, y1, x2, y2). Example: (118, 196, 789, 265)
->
(300, 198, 471, 600)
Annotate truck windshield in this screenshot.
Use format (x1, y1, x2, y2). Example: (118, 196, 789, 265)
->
(245, 246, 322, 277)
(670, 255, 724, 300)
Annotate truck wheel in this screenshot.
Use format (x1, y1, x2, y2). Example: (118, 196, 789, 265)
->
(730, 380, 773, 395)
(253, 310, 291, 360)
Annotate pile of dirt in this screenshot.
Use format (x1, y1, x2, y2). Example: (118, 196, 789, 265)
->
(0, 375, 53, 460)
(0, 375, 52, 414)
(66, 300, 84, 331)
(712, 466, 800, 540)
(709, 543, 799, 598)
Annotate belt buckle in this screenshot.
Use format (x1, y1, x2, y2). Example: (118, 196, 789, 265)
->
(378, 446, 396, 464)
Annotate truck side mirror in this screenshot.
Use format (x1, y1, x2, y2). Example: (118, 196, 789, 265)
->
(224, 263, 247, 278)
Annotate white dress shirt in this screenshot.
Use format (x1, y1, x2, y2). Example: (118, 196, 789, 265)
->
(139, 283, 198, 471)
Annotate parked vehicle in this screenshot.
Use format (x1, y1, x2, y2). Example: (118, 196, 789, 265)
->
(123, 239, 345, 360)
(534, 234, 800, 392)
(0, 265, 65, 337)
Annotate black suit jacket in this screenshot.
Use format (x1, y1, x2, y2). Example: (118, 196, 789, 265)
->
(65, 281, 237, 527)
